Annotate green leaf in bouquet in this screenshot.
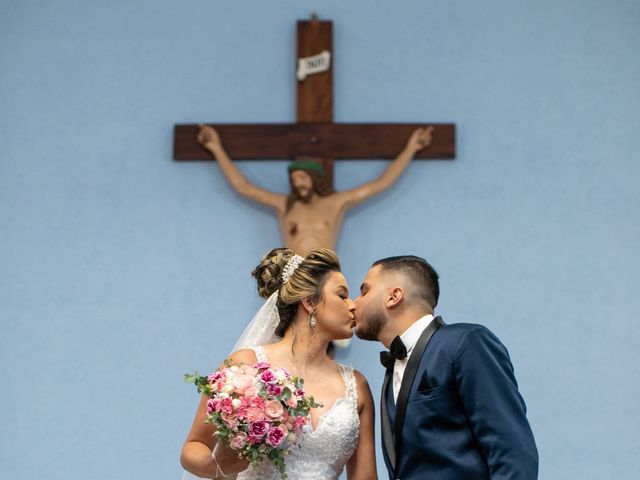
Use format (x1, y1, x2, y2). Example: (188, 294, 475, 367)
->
(270, 453, 287, 480)
(308, 396, 322, 409)
(249, 448, 262, 465)
(281, 387, 292, 401)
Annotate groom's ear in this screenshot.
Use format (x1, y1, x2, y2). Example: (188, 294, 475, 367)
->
(385, 287, 404, 309)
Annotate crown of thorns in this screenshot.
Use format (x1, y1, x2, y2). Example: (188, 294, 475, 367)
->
(287, 160, 326, 176)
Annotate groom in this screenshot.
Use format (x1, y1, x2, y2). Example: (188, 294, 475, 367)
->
(354, 255, 538, 479)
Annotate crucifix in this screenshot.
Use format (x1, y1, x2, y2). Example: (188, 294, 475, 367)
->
(174, 16, 455, 256)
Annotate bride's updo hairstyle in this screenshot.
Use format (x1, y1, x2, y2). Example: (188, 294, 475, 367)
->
(251, 247, 341, 337)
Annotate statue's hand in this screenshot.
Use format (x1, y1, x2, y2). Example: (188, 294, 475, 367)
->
(407, 126, 434, 153)
(197, 124, 221, 150)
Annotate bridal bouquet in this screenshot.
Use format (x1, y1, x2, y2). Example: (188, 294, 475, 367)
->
(185, 360, 321, 479)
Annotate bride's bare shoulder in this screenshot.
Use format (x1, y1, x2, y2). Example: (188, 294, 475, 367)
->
(224, 348, 259, 366)
(353, 369, 372, 392)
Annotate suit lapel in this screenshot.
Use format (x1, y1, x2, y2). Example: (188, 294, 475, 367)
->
(394, 316, 445, 453)
(380, 368, 396, 472)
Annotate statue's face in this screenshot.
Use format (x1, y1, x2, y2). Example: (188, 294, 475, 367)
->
(290, 170, 314, 201)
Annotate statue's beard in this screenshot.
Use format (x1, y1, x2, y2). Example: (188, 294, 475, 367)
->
(295, 188, 313, 203)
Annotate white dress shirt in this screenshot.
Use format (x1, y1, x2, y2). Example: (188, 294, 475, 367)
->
(392, 314, 435, 402)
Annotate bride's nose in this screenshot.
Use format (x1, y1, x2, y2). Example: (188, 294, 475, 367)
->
(346, 299, 355, 312)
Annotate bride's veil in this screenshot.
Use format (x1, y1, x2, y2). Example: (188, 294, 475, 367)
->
(232, 291, 280, 352)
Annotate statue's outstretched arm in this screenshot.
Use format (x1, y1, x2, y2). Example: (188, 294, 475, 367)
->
(341, 126, 433, 208)
(197, 125, 285, 210)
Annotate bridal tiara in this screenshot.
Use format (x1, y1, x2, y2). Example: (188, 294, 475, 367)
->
(282, 255, 304, 284)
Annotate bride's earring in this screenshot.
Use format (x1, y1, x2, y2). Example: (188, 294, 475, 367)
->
(309, 311, 317, 328)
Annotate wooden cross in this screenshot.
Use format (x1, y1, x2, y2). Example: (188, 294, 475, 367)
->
(173, 17, 455, 186)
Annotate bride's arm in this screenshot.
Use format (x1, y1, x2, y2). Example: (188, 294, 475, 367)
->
(346, 370, 378, 480)
(180, 349, 256, 478)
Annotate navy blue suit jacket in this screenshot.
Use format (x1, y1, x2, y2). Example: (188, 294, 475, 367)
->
(381, 321, 538, 480)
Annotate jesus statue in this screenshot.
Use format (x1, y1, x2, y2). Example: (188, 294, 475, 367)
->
(197, 125, 433, 255)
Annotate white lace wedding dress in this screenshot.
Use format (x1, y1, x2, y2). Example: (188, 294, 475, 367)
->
(181, 345, 360, 480)
(235, 346, 360, 480)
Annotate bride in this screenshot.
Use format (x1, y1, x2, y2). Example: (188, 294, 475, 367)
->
(180, 248, 377, 479)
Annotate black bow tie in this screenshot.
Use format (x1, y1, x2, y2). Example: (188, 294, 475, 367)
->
(379, 336, 407, 370)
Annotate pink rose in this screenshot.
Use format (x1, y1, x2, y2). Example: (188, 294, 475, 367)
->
(207, 398, 220, 414)
(229, 431, 248, 449)
(260, 370, 276, 383)
(266, 426, 286, 447)
(236, 406, 247, 420)
(207, 371, 227, 391)
(267, 383, 283, 396)
(232, 374, 257, 395)
(250, 397, 265, 409)
(294, 415, 307, 429)
(244, 406, 264, 422)
(282, 412, 295, 430)
(249, 420, 269, 438)
(265, 400, 284, 420)
(221, 411, 239, 428)
(207, 371, 225, 384)
(285, 396, 298, 408)
(244, 386, 259, 398)
(254, 361, 271, 371)
(220, 397, 234, 414)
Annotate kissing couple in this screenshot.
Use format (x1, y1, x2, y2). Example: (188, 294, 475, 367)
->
(181, 248, 538, 480)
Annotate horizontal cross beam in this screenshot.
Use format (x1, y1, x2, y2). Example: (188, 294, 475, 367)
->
(174, 123, 455, 160)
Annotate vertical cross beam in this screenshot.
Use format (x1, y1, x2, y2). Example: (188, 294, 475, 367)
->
(297, 19, 333, 122)
(296, 18, 335, 186)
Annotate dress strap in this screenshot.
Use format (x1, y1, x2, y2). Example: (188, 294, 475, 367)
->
(338, 364, 358, 403)
(248, 345, 268, 363)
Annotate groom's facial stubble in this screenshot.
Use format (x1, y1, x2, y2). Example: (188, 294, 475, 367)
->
(354, 307, 387, 341)
(353, 266, 388, 342)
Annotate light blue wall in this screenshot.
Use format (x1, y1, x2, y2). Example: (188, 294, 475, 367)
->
(2, 1, 639, 479)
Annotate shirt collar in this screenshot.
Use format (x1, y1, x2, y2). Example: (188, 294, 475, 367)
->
(399, 314, 435, 355)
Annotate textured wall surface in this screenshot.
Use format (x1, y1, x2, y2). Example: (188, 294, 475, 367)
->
(2, 1, 639, 478)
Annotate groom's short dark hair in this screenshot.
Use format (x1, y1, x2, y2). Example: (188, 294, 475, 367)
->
(372, 255, 440, 309)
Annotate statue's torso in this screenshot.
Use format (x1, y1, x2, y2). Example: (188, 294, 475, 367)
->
(278, 194, 346, 255)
